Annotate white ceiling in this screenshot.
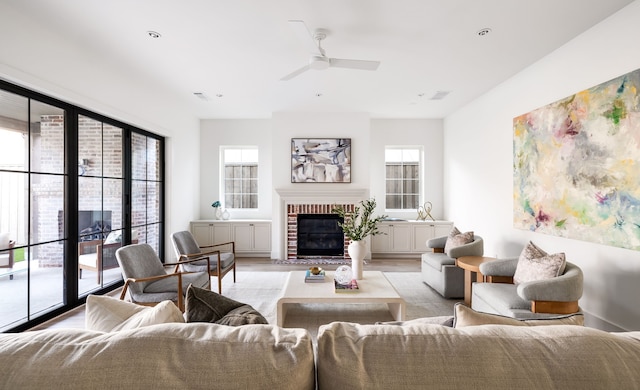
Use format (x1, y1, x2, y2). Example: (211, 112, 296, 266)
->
(3, 0, 634, 119)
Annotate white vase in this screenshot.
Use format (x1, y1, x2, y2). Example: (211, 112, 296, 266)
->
(214, 207, 222, 220)
(347, 240, 366, 280)
(222, 209, 230, 220)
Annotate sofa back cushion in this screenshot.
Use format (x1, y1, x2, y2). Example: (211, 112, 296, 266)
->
(316, 321, 640, 389)
(0, 323, 315, 390)
(453, 303, 583, 327)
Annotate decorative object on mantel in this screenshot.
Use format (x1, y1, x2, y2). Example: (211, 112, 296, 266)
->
(291, 138, 351, 183)
(211, 201, 222, 220)
(514, 67, 640, 250)
(333, 198, 387, 279)
(222, 209, 230, 220)
(416, 201, 435, 221)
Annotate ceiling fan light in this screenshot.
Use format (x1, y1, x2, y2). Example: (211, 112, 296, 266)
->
(309, 56, 330, 70)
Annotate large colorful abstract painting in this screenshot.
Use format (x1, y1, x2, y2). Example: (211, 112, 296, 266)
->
(513, 68, 640, 250)
(291, 138, 351, 183)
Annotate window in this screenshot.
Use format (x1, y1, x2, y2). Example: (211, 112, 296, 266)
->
(385, 147, 422, 210)
(222, 147, 258, 209)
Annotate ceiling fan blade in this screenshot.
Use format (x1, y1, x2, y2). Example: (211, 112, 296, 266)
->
(288, 20, 322, 56)
(281, 64, 312, 81)
(329, 58, 380, 71)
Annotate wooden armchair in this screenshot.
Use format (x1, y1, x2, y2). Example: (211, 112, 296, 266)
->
(171, 231, 236, 294)
(115, 243, 211, 311)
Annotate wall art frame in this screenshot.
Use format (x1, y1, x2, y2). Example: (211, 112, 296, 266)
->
(513, 67, 640, 250)
(291, 138, 351, 183)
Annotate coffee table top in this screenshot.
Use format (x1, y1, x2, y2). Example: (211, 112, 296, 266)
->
(279, 271, 403, 302)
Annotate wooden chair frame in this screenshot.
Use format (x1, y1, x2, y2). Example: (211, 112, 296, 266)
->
(177, 241, 236, 294)
(119, 256, 211, 312)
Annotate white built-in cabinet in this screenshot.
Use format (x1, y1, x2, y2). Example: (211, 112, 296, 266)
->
(371, 220, 453, 257)
(190, 220, 271, 257)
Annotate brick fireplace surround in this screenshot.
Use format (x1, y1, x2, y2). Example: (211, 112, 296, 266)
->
(275, 188, 369, 260)
(287, 203, 354, 259)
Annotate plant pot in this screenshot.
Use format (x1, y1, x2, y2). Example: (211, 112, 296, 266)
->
(347, 240, 366, 280)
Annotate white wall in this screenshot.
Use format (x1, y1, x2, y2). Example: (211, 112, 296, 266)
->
(199, 119, 273, 220)
(444, 1, 640, 331)
(199, 114, 445, 259)
(0, 2, 202, 259)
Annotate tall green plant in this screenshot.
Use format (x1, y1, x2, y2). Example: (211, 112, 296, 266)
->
(332, 198, 388, 241)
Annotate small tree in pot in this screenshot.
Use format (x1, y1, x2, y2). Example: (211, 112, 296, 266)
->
(332, 198, 387, 279)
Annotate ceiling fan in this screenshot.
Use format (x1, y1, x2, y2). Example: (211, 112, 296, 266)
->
(281, 20, 380, 81)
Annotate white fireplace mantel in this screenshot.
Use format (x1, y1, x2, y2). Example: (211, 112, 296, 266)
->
(275, 187, 369, 204)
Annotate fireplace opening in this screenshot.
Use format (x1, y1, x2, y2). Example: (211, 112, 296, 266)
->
(297, 214, 344, 257)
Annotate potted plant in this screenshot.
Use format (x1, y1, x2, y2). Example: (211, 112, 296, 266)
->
(332, 198, 387, 279)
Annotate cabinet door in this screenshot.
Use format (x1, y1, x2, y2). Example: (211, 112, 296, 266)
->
(390, 224, 411, 252)
(212, 224, 232, 245)
(412, 224, 435, 252)
(252, 223, 271, 251)
(232, 224, 253, 252)
(371, 224, 392, 252)
(191, 223, 213, 247)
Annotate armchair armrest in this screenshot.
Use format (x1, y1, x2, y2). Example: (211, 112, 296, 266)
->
(200, 241, 235, 253)
(169, 255, 212, 273)
(427, 236, 447, 250)
(448, 236, 484, 258)
(517, 262, 583, 303)
(479, 257, 518, 277)
(120, 272, 185, 310)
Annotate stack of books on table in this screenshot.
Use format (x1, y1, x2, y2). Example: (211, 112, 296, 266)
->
(305, 268, 325, 283)
(334, 278, 359, 293)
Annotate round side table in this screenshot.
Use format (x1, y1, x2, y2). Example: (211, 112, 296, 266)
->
(455, 256, 497, 306)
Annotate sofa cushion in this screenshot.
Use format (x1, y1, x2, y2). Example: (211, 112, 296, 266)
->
(316, 321, 640, 389)
(453, 303, 583, 327)
(444, 226, 474, 254)
(376, 316, 454, 327)
(185, 284, 268, 325)
(85, 294, 184, 332)
(514, 242, 566, 285)
(0, 323, 315, 390)
(471, 282, 530, 312)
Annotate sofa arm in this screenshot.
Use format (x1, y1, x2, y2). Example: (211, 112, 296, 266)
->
(517, 262, 583, 302)
(427, 236, 447, 250)
(479, 257, 518, 277)
(448, 236, 484, 258)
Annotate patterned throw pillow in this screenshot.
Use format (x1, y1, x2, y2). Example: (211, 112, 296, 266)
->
(513, 241, 566, 285)
(453, 303, 583, 327)
(444, 226, 474, 254)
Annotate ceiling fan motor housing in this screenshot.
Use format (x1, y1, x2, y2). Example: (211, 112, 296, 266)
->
(309, 55, 330, 70)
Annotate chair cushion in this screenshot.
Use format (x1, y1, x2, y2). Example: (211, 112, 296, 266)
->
(144, 271, 210, 293)
(421, 252, 456, 271)
(472, 282, 531, 312)
(183, 252, 235, 272)
(85, 295, 184, 332)
(444, 226, 474, 253)
(78, 253, 98, 267)
(104, 230, 122, 244)
(514, 242, 566, 285)
(453, 303, 583, 328)
(185, 285, 268, 325)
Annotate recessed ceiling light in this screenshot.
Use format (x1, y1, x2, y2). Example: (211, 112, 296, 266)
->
(147, 31, 162, 39)
(477, 28, 491, 37)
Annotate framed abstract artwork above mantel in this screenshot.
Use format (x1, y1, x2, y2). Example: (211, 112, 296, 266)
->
(291, 138, 351, 183)
(513, 67, 640, 250)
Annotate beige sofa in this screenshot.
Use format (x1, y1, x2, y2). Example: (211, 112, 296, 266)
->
(2, 319, 640, 389)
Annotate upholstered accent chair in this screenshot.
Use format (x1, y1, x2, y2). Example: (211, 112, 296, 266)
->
(171, 231, 236, 294)
(421, 231, 484, 298)
(472, 257, 583, 319)
(115, 243, 211, 311)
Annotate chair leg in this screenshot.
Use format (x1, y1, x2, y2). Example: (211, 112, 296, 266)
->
(217, 276, 222, 294)
(233, 263, 236, 283)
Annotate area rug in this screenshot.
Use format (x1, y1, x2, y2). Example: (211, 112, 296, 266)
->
(272, 258, 353, 265)
(221, 271, 459, 341)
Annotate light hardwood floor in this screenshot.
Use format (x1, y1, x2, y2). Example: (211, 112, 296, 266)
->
(30, 257, 422, 331)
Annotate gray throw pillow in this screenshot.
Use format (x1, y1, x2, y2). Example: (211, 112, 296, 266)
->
(185, 284, 267, 326)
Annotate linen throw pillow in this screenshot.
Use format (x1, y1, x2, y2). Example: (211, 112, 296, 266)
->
(444, 226, 474, 254)
(513, 241, 566, 285)
(453, 303, 583, 328)
(185, 284, 268, 326)
(85, 294, 184, 332)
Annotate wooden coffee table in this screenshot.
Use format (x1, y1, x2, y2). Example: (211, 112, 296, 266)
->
(456, 256, 497, 306)
(276, 271, 406, 327)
